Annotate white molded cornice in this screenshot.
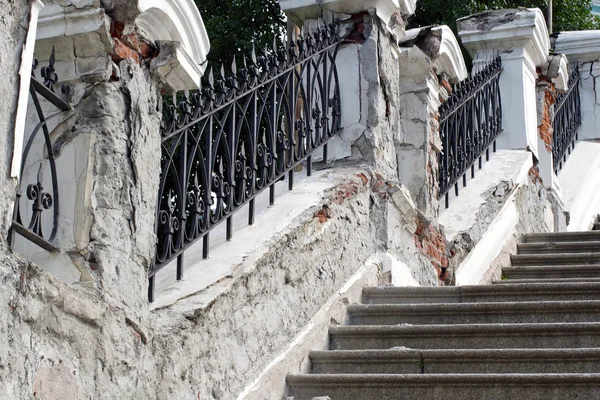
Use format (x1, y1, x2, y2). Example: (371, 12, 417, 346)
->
(458, 8, 550, 67)
(553, 30, 600, 64)
(432, 26, 468, 82)
(280, 0, 416, 37)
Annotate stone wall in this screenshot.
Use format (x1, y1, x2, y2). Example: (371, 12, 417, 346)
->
(0, 168, 437, 400)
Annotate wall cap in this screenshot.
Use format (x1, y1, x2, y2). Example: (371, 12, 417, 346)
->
(280, 0, 416, 37)
(552, 30, 600, 64)
(458, 8, 550, 67)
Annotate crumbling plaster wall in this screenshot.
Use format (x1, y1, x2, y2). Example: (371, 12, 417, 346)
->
(1, 169, 437, 400)
(447, 167, 568, 285)
(0, 0, 29, 238)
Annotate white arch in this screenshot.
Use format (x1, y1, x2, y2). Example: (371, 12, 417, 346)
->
(137, 0, 210, 90)
(553, 54, 569, 92)
(432, 25, 468, 82)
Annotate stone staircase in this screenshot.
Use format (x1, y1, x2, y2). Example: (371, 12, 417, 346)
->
(286, 231, 600, 399)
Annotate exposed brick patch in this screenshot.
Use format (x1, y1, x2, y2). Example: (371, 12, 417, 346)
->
(110, 21, 125, 39)
(414, 215, 449, 280)
(537, 76, 557, 152)
(112, 38, 141, 65)
(528, 166, 543, 185)
(346, 12, 369, 44)
(314, 205, 332, 223)
(110, 25, 157, 66)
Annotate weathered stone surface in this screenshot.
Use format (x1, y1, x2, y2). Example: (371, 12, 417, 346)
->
(0, 0, 28, 238)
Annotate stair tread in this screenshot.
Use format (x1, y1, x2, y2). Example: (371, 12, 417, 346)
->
(523, 231, 600, 243)
(310, 348, 600, 360)
(495, 278, 600, 284)
(348, 300, 600, 313)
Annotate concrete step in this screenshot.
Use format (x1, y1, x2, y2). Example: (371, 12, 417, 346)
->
(287, 374, 600, 399)
(329, 322, 600, 351)
(346, 301, 600, 325)
(502, 265, 600, 280)
(495, 277, 600, 284)
(310, 348, 600, 374)
(511, 253, 600, 266)
(522, 231, 600, 243)
(518, 241, 600, 254)
(363, 282, 600, 304)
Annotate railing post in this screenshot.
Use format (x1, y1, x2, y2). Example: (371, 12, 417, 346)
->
(553, 31, 600, 142)
(458, 8, 551, 161)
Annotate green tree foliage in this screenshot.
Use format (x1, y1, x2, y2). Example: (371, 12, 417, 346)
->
(195, 0, 286, 71)
(409, 0, 600, 33)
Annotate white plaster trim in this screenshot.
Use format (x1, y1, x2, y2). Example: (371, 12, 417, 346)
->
(137, 0, 209, 87)
(553, 30, 600, 63)
(432, 25, 468, 81)
(554, 54, 569, 91)
(455, 194, 518, 286)
(12, 0, 45, 178)
(452, 152, 533, 285)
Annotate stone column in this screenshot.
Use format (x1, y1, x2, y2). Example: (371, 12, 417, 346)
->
(397, 26, 468, 218)
(458, 8, 550, 160)
(11, 0, 210, 310)
(553, 30, 600, 141)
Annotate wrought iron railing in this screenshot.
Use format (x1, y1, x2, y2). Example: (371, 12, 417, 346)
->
(438, 57, 503, 208)
(553, 67, 581, 173)
(151, 22, 345, 301)
(8, 47, 70, 252)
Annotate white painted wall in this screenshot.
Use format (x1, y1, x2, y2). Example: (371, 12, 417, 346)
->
(558, 141, 600, 231)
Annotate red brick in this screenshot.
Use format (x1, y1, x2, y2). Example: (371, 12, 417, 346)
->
(112, 38, 141, 65)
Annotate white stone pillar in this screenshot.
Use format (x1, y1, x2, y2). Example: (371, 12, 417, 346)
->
(397, 25, 467, 217)
(458, 8, 550, 160)
(553, 30, 600, 141)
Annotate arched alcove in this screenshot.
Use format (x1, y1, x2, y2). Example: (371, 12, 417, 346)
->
(137, 0, 210, 90)
(432, 25, 468, 82)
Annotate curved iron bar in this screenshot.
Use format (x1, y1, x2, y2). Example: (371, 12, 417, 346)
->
(9, 46, 70, 250)
(151, 22, 346, 300)
(553, 67, 582, 173)
(438, 57, 503, 209)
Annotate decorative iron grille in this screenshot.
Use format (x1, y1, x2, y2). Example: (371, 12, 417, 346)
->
(8, 47, 70, 252)
(553, 67, 581, 173)
(151, 22, 345, 301)
(438, 57, 503, 209)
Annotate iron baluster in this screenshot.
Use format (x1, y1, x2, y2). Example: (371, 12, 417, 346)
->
(150, 22, 346, 301)
(553, 67, 582, 173)
(438, 57, 503, 208)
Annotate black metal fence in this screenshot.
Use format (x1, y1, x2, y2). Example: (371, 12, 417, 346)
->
(553, 67, 581, 173)
(438, 57, 503, 208)
(151, 23, 345, 301)
(8, 48, 70, 252)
